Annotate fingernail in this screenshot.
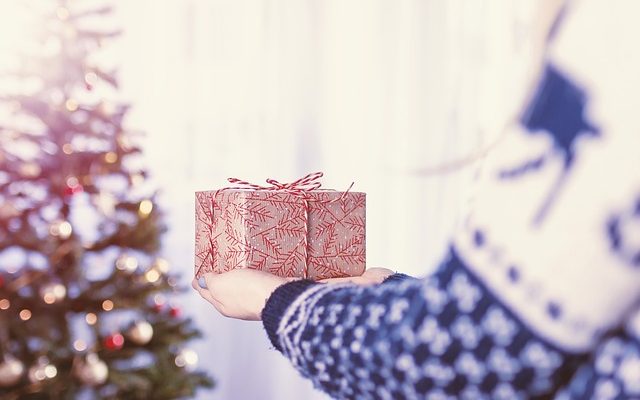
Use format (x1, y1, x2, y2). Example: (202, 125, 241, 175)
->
(198, 277, 207, 289)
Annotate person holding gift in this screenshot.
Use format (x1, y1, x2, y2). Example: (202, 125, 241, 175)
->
(194, 0, 640, 398)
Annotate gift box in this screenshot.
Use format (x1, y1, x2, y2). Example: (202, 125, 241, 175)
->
(195, 172, 366, 280)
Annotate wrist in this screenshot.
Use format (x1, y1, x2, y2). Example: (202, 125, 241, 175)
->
(261, 279, 319, 350)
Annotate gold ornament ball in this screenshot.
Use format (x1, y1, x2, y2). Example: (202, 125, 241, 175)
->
(0, 356, 24, 387)
(74, 354, 108, 386)
(127, 320, 154, 345)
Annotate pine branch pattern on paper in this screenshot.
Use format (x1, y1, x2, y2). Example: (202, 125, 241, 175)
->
(195, 189, 366, 279)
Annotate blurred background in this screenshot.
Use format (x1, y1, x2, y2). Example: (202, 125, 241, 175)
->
(0, 0, 542, 398)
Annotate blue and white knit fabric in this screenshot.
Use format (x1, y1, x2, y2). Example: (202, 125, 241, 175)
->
(263, 251, 586, 399)
(557, 313, 640, 399)
(262, 0, 640, 398)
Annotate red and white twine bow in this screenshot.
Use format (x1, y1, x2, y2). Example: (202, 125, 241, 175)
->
(227, 171, 353, 201)
(220, 172, 355, 278)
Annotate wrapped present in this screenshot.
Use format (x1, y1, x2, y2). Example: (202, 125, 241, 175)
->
(195, 172, 366, 280)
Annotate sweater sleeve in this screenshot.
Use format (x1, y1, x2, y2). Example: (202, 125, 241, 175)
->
(262, 273, 416, 351)
(262, 247, 585, 399)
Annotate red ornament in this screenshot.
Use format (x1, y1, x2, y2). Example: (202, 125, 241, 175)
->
(103, 333, 125, 350)
(153, 303, 164, 313)
(63, 177, 84, 197)
(64, 186, 83, 196)
(169, 306, 181, 318)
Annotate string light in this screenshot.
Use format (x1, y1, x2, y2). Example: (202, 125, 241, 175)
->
(49, 220, 73, 239)
(19, 162, 41, 178)
(144, 268, 160, 283)
(131, 173, 144, 187)
(19, 309, 32, 321)
(44, 365, 57, 379)
(65, 99, 78, 111)
(67, 177, 78, 186)
(104, 152, 118, 164)
(116, 135, 131, 151)
(0, 299, 10, 310)
(153, 258, 170, 274)
(41, 283, 66, 304)
(62, 143, 73, 154)
(100, 102, 116, 115)
(174, 349, 198, 369)
(64, 176, 83, 196)
(115, 254, 138, 272)
(153, 294, 165, 306)
(101, 300, 114, 311)
(29, 358, 57, 382)
(138, 200, 153, 217)
(73, 339, 87, 352)
(85, 313, 98, 325)
(58, 221, 72, 238)
(84, 72, 98, 86)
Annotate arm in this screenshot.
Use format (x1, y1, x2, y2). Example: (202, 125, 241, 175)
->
(261, 247, 584, 399)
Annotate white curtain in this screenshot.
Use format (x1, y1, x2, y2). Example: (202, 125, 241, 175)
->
(113, 1, 539, 398)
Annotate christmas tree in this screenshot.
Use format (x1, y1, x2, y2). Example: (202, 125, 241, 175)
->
(0, 1, 213, 398)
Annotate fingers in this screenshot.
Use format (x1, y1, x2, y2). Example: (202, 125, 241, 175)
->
(197, 276, 207, 289)
(191, 277, 226, 311)
(318, 276, 352, 284)
(362, 267, 394, 279)
(319, 276, 377, 285)
(191, 278, 214, 303)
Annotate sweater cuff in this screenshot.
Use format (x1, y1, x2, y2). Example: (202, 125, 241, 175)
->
(261, 279, 319, 351)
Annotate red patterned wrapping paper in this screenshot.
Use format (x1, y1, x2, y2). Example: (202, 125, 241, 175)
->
(195, 187, 366, 280)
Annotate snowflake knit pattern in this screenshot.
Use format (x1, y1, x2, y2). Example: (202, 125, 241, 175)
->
(264, 250, 588, 399)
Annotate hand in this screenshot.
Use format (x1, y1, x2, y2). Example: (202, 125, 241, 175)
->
(318, 267, 394, 285)
(192, 269, 296, 321)
(192, 267, 395, 321)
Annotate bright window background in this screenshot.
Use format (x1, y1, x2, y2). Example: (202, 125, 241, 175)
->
(1, 1, 540, 398)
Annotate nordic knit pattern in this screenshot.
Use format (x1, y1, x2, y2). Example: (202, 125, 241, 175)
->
(262, 0, 640, 398)
(556, 310, 640, 399)
(262, 250, 584, 399)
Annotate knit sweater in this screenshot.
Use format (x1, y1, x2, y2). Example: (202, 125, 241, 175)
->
(262, 1, 640, 398)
